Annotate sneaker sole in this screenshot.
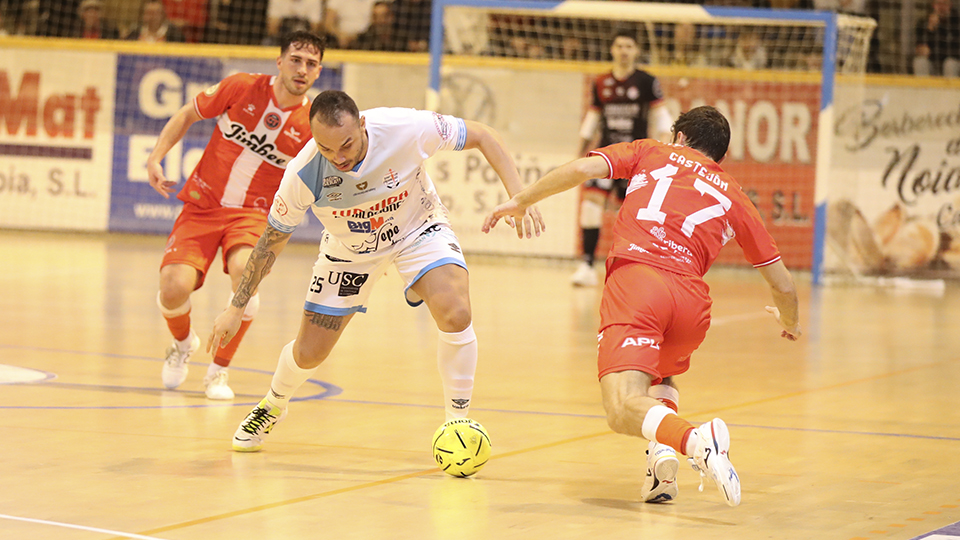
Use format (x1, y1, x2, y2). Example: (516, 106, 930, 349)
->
(643, 455, 680, 503)
(232, 442, 263, 452)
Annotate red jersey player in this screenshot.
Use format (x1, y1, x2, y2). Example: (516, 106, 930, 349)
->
(147, 31, 325, 400)
(483, 106, 801, 507)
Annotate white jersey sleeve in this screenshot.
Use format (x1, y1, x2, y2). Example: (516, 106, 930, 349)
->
(413, 110, 468, 158)
(268, 142, 322, 234)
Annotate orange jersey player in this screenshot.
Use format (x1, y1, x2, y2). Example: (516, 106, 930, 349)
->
(147, 31, 325, 400)
(484, 106, 801, 507)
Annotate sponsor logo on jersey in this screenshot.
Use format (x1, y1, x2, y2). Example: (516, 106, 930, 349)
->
(332, 191, 409, 219)
(384, 169, 401, 189)
(264, 112, 281, 130)
(433, 112, 451, 140)
(243, 103, 257, 115)
(347, 216, 386, 233)
(283, 125, 302, 143)
(356, 182, 368, 191)
(323, 175, 343, 188)
(620, 336, 660, 350)
(204, 82, 221, 96)
(324, 253, 352, 263)
(222, 123, 288, 166)
(651, 226, 666, 241)
(627, 86, 639, 100)
(626, 171, 648, 195)
(449, 243, 461, 253)
(274, 195, 288, 216)
(326, 191, 342, 201)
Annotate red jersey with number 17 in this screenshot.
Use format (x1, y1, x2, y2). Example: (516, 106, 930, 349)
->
(177, 72, 312, 212)
(590, 139, 781, 278)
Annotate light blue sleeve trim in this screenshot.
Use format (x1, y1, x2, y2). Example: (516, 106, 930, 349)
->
(268, 213, 297, 234)
(403, 257, 468, 307)
(304, 301, 368, 316)
(454, 118, 467, 151)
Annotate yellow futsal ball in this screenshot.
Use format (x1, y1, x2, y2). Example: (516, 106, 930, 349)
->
(432, 418, 492, 477)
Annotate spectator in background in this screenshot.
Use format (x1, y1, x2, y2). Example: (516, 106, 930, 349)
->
(393, 0, 431, 52)
(914, 0, 960, 77)
(670, 22, 709, 66)
(161, 0, 207, 42)
(72, 0, 120, 39)
(127, 0, 185, 42)
(266, 0, 320, 42)
(352, 0, 405, 51)
(326, 0, 375, 49)
(730, 28, 768, 69)
(207, 0, 266, 44)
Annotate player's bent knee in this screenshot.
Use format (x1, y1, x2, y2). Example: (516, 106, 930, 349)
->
(579, 199, 604, 228)
(437, 305, 472, 333)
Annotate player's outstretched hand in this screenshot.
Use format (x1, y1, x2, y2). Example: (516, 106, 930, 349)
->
(147, 160, 177, 199)
(482, 198, 529, 238)
(765, 306, 801, 341)
(207, 307, 244, 356)
(511, 204, 545, 239)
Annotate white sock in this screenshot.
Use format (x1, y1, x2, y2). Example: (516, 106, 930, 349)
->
(205, 362, 226, 380)
(640, 404, 676, 442)
(265, 340, 317, 409)
(438, 324, 477, 421)
(175, 330, 197, 351)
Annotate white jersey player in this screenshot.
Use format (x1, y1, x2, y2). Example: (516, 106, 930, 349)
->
(208, 90, 544, 453)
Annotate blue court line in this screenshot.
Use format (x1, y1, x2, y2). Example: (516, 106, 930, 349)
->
(0, 343, 342, 408)
(4, 344, 959, 443)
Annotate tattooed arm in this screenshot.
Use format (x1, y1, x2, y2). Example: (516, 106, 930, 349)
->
(207, 223, 293, 353)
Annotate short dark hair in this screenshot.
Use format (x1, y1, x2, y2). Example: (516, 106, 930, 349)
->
(280, 30, 326, 60)
(310, 90, 360, 126)
(611, 29, 638, 45)
(672, 106, 731, 163)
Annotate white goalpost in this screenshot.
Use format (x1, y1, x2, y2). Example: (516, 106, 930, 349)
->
(427, 0, 876, 284)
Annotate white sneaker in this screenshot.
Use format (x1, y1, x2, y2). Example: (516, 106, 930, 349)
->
(161, 331, 200, 389)
(689, 418, 741, 507)
(570, 261, 597, 286)
(233, 398, 287, 452)
(203, 369, 235, 400)
(641, 441, 679, 503)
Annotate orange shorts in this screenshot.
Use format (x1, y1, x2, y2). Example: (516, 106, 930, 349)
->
(597, 258, 712, 384)
(161, 204, 268, 289)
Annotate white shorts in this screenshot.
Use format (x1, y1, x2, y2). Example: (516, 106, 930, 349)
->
(303, 223, 467, 316)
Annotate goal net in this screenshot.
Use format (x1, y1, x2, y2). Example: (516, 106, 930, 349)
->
(427, 0, 876, 283)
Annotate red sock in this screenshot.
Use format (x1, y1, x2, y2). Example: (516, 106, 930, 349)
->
(655, 415, 696, 455)
(165, 312, 191, 342)
(213, 319, 252, 368)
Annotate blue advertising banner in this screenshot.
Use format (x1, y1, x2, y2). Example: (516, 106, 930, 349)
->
(109, 54, 341, 243)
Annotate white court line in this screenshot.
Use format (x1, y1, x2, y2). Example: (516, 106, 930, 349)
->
(0, 514, 168, 539)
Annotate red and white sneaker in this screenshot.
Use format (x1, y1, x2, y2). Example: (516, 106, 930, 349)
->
(641, 441, 679, 503)
(689, 418, 741, 507)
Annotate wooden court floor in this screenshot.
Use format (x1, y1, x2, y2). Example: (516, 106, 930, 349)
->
(1, 230, 958, 540)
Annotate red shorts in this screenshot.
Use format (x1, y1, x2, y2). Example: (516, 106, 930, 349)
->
(597, 258, 712, 384)
(161, 204, 267, 289)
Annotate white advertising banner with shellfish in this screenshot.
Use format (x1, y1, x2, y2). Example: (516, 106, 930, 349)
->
(829, 81, 960, 278)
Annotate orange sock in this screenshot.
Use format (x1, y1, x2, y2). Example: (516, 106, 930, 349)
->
(213, 319, 252, 368)
(655, 415, 696, 455)
(165, 312, 192, 342)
